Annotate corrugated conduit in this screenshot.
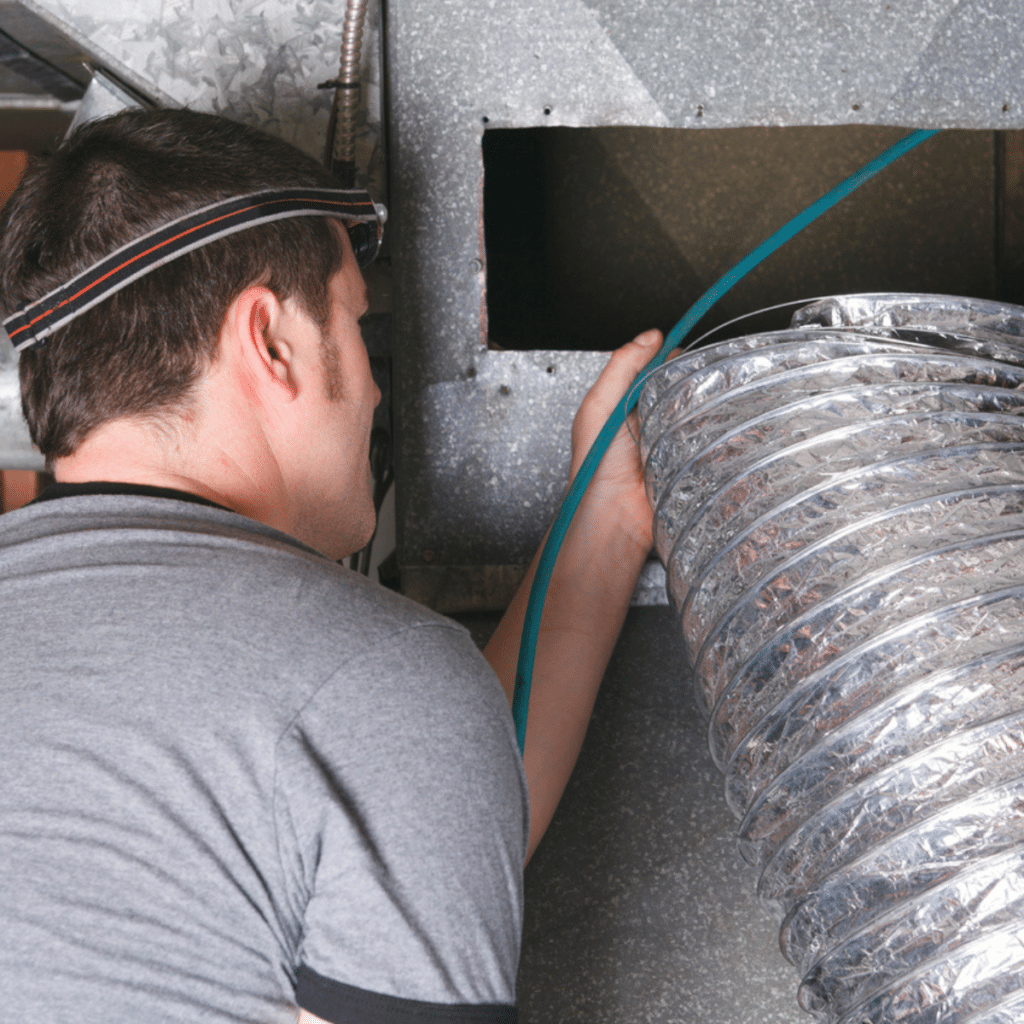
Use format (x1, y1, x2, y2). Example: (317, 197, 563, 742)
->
(638, 293, 1024, 1024)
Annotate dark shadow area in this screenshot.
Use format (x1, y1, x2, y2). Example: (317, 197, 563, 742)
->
(484, 125, 1002, 351)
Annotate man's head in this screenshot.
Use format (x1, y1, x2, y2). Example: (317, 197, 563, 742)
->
(0, 108, 347, 460)
(0, 109, 382, 558)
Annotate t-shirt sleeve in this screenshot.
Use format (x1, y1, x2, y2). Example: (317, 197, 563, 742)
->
(274, 622, 528, 1021)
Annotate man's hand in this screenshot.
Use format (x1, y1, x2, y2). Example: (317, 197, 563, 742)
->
(569, 327, 662, 556)
(485, 328, 663, 859)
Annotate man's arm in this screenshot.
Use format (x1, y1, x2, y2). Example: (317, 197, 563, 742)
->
(484, 329, 663, 861)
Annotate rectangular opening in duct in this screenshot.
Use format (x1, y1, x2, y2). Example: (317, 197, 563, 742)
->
(482, 125, 1008, 352)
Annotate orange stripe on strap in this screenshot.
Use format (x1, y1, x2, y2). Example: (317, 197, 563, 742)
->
(9, 195, 371, 341)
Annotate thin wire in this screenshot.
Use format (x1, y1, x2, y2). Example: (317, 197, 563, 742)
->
(511, 127, 939, 753)
(624, 293, 841, 445)
(684, 294, 834, 352)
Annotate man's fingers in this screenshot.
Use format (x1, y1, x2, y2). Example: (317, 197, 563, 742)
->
(586, 329, 663, 418)
(610, 328, 663, 388)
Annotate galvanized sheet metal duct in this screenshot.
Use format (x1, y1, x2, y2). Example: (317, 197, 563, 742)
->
(638, 294, 1024, 1024)
(0, 328, 41, 471)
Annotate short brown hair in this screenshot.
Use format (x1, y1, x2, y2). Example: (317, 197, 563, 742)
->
(0, 108, 346, 460)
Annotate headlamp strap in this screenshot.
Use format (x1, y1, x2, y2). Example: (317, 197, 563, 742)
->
(3, 187, 380, 353)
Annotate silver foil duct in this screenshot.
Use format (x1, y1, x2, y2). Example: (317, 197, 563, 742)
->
(638, 294, 1024, 1024)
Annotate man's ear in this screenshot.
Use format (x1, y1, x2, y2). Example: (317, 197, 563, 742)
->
(224, 285, 298, 399)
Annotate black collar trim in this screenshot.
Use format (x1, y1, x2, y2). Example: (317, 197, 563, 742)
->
(33, 481, 234, 514)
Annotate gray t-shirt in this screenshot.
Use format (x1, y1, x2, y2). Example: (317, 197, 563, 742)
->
(0, 491, 527, 1023)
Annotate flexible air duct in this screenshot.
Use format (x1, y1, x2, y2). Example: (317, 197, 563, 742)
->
(638, 294, 1024, 1024)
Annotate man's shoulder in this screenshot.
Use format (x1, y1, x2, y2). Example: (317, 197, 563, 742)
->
(0, 491, 494, 739)
(0, 489, 462, 653)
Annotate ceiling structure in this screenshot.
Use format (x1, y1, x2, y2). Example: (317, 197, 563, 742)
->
(0, 0, 1022, 606)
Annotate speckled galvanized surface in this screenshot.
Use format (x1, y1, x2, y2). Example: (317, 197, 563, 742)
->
(20, 0, 1024, 138)
(582, 0, 1024, 130)
(385, 0, 672, 594)
(0, 331, 42, 471)
(384, 0, 1021, 603)
(396, 348, 610, 566)
(516, 606, 804, 1024)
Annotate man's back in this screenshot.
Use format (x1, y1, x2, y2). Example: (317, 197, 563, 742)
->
(0, 490, 526, 1022)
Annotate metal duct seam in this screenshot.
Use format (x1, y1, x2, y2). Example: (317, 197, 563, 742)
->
(638, 293, 1024, 1024)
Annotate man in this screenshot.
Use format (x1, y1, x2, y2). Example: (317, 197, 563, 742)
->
(0, 109, 659, 1023)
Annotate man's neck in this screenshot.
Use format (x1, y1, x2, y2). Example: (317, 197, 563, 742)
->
(52, 415, 279, 529)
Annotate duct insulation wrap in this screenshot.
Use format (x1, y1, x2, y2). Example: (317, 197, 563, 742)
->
(637, 293, 1024, 1024)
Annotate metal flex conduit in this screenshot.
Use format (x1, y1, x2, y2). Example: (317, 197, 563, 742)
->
(324, 0, 368, 184)
(638, 293, 1024, 1024)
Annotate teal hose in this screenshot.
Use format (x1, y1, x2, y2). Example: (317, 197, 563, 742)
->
(512, 127, 939, 753)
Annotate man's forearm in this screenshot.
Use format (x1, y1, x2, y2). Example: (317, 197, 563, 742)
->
(485, 500, 650, 860)
(486, 329, 662, 861)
